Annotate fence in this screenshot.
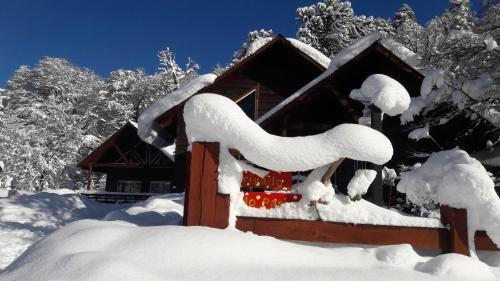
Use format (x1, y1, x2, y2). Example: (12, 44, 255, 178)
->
(184, 142, 499, 256)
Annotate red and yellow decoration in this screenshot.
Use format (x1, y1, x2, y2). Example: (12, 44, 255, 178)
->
(241, 171, 292, 191)
(243, 192, 302, 209)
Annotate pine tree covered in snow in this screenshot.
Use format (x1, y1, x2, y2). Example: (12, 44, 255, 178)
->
(230, 29, 274, 66)
(296, 0, 394, 56)
(0, 48, 198, 191)
(392, 4, 423, 53)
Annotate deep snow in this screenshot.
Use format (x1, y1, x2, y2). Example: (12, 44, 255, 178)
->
(0, 190, 183, 270)
(2, 220, 499, 281)
(0, 189, 498, 281)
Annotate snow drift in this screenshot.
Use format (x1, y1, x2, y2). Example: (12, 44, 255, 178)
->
(1, 220, 496, 281)
(184, 94, 393, 172)
(397, 149, 500, 254)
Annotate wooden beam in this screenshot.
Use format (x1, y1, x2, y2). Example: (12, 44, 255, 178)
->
(321, 158, 345, 185)
(236, 217, 448, 249)
(440, 205, 470, 256)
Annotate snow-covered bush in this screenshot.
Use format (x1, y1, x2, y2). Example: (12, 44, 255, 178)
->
(397, 149, 500, 254)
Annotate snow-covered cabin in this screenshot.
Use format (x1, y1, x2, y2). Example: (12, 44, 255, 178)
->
(138, 33, 499, 204)
(78, 121, 176, 194)
(140, 35, 330, 192)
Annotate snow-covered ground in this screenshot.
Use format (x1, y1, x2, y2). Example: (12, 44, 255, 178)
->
(0, 189, 499, 281)
(0, 189, 183, 270)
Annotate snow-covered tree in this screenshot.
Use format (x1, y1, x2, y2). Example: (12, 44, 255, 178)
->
(0, 47, 199, 191)
(392, 4, 423, 52)
(231, 29, 273, 65)
(296, 0, 394, 56)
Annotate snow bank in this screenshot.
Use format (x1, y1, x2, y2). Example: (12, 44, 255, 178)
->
(2, 220, 496, 281)
(350, 74, 411, 116)
(0, 191, 120, 269)
(0, 191, 184, 270)
(137, 73, 216, 147)
(103, 193, 184, 226)
(397, 149, 500, 254)
(184, 94, 393, 171)
(416, 253, 496, 280)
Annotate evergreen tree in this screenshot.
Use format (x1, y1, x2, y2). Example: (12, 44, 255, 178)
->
(296, 0, 394, 56)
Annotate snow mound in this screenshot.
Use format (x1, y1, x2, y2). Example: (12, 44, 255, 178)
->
(347, 169, 377, 199)
(350, 74, 411, 116)
(138, 73, 216, 147)
(184, 94, 393, 171)
(416, 253, 496, 280)
(103, 193, 184, 226)
(0, 191, 119, 269)
(397, 149, 500, 253)
(2, 220, 495, 281)
(374, 244, 423, 268)
(295, 165, 335, 202)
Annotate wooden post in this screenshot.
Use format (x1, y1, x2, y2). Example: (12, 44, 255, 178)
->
(440, 205, 470, 256)
(87, 163, 93, 190)
(184, 142, 229, 228)
(369, 105, 384, 206)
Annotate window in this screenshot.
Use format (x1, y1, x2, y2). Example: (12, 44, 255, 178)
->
(116, 180, 142, 193)
(237, 90, 257, 120)
(149, 181, 172, 193)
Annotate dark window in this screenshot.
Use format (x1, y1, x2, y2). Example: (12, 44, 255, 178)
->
(116, 180, 142, 193)
(149, 181, 172, 193)
(238, 90, 257, 120)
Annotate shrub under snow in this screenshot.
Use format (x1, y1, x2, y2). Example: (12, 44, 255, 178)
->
(397, 149, 500, 254)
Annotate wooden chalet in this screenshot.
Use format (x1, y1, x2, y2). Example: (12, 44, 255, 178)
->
(152, 35, 329, 191)
(78, 121, 176, 194)
(254, 40, 425, 205)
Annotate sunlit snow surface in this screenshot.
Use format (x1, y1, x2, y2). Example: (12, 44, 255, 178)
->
(0, 190, 498, 281)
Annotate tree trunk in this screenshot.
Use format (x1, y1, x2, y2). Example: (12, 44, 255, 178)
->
(321, 158, 345, 186)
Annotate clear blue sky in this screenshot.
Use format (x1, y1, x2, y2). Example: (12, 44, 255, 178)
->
(0, 0, 478, 87)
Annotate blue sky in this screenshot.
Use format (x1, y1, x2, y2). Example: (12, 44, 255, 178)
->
(0, 0, 471, 86)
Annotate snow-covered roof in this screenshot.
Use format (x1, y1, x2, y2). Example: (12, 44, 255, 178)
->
(257, 33, 422, 125)
(137, 73, 217, 148)
(138, 35, 330, 154)
(243, 36, 331, 69)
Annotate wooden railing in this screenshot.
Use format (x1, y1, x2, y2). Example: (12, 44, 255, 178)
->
(80, 191, 159, 203)
(184, 142, 500, 256)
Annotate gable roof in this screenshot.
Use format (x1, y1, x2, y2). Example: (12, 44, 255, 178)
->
(79, 121, 174, 172)
(257, 33, 424, 127)
(138, 34, 330, 147)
